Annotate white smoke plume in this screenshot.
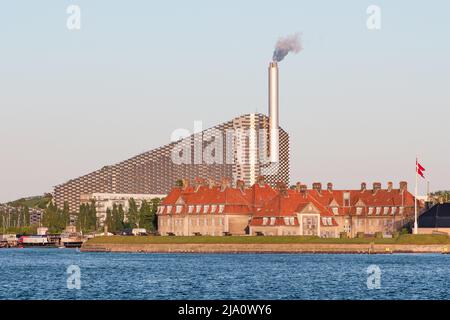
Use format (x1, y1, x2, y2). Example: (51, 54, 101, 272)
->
(272, 33, 302, 62)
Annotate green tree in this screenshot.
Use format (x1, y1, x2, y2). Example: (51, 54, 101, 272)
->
(105, 208, 114, 233)
(150, 198, 161, 231)
(127, 198, 139, 228)
(139, 200, 153, 231)
(88, 200, 97, 231)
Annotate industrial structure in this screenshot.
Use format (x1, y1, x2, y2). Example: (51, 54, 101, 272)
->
(54, 62, 290, 212)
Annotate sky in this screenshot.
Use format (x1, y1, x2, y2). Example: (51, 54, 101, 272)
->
(0, 0, 449, 202)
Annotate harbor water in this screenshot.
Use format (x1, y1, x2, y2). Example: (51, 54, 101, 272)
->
(1, 248, 449, 300)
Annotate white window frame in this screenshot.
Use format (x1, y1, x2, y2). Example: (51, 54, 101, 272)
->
(167, 206, 173, 214)
(218, 205, 225, 213)
(188, 205, 194, 214)
(211, 205, 217, 213)
(196, 205, 202, 214)
(270, 217, 276, 225)
(262, 217, 268, 225)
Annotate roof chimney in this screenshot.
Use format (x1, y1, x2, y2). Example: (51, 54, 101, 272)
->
(194, 177, 207, 191)
(312, 182, 322, 194)
(236, 179, 245, 192)
(387, 181, 393, 192)
(257, 176, 265, 187)
(400, 181, 408, 192)
(373, 182, 381, 193)
(276, 181, 288, 196)
(221, 177, 231, 191)
(208, 178, 217, 189)
(361, 182, 367, 192)
(295, 182, 302, 192)
(327, 182, 333, 192)
(181, 178, 190, 190)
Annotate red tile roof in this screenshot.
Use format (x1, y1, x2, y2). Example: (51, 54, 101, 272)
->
(159, 182, 417, 224)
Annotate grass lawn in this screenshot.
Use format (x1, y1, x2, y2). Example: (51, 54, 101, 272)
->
(87, 234, 450, 245)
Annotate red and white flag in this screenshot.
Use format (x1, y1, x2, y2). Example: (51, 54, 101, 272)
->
(416, 159, 425, 179)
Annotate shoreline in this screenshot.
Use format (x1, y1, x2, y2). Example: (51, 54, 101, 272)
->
(80, 242, 450, 254)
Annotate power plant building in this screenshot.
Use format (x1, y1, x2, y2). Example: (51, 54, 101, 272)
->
(54, 62, 290, 212)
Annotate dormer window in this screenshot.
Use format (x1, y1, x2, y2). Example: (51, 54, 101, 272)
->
(332, 207, 339, 215)
(368, 207, 374, 215)
(356, 207, 363, 215)
(176, 205, 183, 214)
(376, 207, 381, 215)
(218, 205, 225, 214)
(188, 205, 194, 214)
(391, 207, 397, 215)
(270, 217, 276, 225)
(211, 205, 217, 213)
(263, 217, 268, 225)
(167, 206, 173, 214)
(204, 205, 210, 213)
(196, 205, 202, 214)
(383, 207, 389, 215)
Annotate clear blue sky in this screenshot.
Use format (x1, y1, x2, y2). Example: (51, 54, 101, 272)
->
(0, 0, 449, 202)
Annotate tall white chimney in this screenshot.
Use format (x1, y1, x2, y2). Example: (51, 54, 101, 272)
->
(268, 61, 279, 163)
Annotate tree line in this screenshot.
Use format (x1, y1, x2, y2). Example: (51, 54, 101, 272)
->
(1, 197, 161, 234)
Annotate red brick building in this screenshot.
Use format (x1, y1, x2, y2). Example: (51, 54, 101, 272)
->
(157, 178, 416, 237)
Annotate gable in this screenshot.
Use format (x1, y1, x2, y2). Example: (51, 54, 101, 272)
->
(328, 198, 339, 207)
(175, 197, 185, 205)
(298, 202, 320, 214)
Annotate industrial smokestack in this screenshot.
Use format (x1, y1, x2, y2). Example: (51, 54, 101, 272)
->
(268, 33, 302, 163)
(268, 61, 279, 163)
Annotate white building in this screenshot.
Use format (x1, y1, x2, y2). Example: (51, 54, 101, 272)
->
(80, 193, 166, 225)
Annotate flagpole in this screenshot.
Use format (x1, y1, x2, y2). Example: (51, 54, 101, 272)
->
(414, 156, 418, 235)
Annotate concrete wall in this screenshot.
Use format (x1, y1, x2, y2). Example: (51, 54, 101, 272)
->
(418, 228, 450, 235)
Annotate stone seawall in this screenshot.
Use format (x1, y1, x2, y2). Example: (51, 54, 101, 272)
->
(81, 242, 450, 254)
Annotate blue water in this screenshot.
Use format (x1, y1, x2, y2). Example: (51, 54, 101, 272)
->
(0, 248, 449, 300)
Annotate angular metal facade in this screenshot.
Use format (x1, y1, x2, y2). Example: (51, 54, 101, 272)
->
(54, 113, 290, 212)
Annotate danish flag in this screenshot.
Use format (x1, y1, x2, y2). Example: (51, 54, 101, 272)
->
(416, 159, 425, 179)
